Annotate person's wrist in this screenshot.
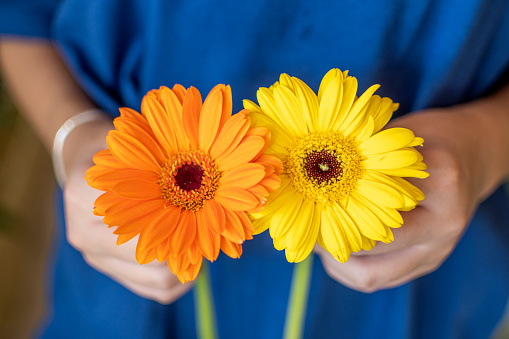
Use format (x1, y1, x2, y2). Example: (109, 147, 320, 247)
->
(52, 110, 113, 187)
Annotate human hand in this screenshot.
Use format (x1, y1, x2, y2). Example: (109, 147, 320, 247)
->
(315, 97, 508, 293)
(62, 118, 191, 303)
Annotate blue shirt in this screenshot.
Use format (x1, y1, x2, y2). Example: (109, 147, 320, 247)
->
(2, 1, 509, 338)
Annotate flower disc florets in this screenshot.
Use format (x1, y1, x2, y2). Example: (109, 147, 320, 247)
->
(286, 131, 364, 205)
(159, 150, 221, 212)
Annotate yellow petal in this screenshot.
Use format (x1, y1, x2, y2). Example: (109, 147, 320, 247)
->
(351, 191, 403, 228)
(273, 85, 308, 135)
(372, 97, 396, 133)
(357, 178, 405, 208)
(330, 76, 358, 130)
(268, 193, 304, 239)
(284, 199, 316, 252)
(320, 205, 349, 256)
(364, 150, 419, 169)
(338, 84, 379, 136)
(346, 197, 387, 241)
(257, 87, 299, 138)
(330, 202, 362, 252)
(360, 128, 416, 155)
(248, 111, 293, 156)
(291, 76, 319, 131)
(285, 204, 320, 263)
(318, 68, 342, 102)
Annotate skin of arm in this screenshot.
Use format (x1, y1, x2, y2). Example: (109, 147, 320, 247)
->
(0, 39, 191, 303)
(315, 82, 509, 292)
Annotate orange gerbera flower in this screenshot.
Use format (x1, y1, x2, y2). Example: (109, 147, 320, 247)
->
(85, 84, 282, 283)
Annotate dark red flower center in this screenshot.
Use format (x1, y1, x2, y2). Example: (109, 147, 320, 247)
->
(174, 164, 204, 191)
(304, 150, 342, 184)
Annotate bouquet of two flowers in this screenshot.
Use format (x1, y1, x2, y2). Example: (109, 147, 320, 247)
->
(86, 69, 428, 283)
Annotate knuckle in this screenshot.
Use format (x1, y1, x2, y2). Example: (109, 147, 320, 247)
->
(65, 226, 84, 250)
(353, 270, 380, 293)
(148, 268, 180, 290)
(436, 155, 462, 189)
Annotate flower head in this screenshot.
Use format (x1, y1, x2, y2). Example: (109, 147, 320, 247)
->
(243, 69, 428, 263)
(86, 84, 282, 283)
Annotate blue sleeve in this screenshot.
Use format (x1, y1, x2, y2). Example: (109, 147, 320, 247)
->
(0, 0, 60, 39)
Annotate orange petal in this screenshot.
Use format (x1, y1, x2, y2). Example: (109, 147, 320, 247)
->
(85, 165, 113, 188)
(115, 114, 155, 140)
(141, 93, 178, 155)
(255, 154, 283, 175)
(113, 116, 167, 162)
(210, 111, 250, 159)
(172, 84, 187, 105)
(187, 242, 202, 265)
(247, 184, 269, 203)
(215, 187, 259, 211)
(245, 126, 271, 158)
(107, 130, 161, 171)
(137, 205, 180, 252)
(222, 209, 246, 244)
(136, 243, 157, 264)
(111, 178, 162, 200)
(156, 240, 170, 263)
(167, 254, 187, 277)
(259, 174, 282, 192)
(235, 211, 254, 240)
(182, 86, 202, 149)
(92, 150, 125, 170)
(89, 168, 159, 191)
(116, 232, 138, 245)
(93, 192, 122, 216)
(195, 209, 221, 261)
(119, 107, 142, 120)
(217, 135, 266, 171)
(199, 87, 223, 152)
(168, 254, 202, 283)
(218, 85, 233, 133)
(106, 199, 164, 231)
(158, 86, 189, 149)
(203, 199, 226, 233)
(169, 210, 197, 256)
(220, 163, 266, 189)
(220, 237, 243, 259)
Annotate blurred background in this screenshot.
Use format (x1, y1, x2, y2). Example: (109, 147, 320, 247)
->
(0, 77, 508, 338)
(0, 79, 55, 339)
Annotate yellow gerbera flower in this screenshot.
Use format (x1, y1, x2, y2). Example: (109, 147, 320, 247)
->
(243, 69, 429, 263)
(86, 84, 282, 283)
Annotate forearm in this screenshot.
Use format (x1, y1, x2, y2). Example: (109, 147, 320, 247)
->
(0, 39, 97, 151)
(469, 83, 509, 200)
(393, 82, 509, 204)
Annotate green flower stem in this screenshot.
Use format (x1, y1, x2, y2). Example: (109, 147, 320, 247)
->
(283, 255, 314, 339)
(194, 263, 218, 339)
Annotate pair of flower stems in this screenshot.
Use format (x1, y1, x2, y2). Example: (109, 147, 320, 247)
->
(194, 256, 314, 339)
